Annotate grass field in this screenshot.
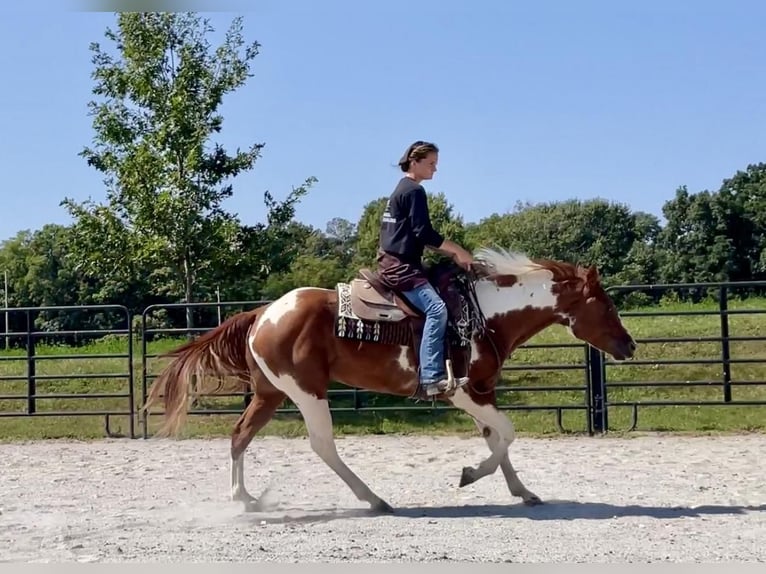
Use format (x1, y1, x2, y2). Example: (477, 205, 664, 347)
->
(1, 296, 765, 441)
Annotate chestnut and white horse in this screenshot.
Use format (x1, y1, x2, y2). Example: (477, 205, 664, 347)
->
(142, 248, 636, 513)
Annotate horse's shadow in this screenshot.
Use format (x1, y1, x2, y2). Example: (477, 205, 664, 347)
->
(236, 500, 766, 525)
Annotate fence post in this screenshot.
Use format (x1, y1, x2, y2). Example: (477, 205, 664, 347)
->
(588, 345, 607, 433)
(25, 309, 36, 415)
(126, 306, 135, 439)
(583, 345, 593, 435)
(141, 309, 149, 439)
(719, 286, 732, 403)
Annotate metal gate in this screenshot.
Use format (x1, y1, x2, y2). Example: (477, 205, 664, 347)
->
(588, 281, 766, 432)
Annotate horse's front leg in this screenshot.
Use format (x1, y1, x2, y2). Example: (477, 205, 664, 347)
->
(448, 387, 515, 486)
(471, 416, 542, 505)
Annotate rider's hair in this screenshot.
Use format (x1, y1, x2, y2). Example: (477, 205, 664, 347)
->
(398, 141, 439, 172)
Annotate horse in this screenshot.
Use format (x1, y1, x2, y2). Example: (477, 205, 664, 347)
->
(142, 247, 637, 513)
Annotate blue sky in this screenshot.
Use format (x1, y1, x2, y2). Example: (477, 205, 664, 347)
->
(2, 1, 765, 243)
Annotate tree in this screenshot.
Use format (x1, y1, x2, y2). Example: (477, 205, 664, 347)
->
(259, 217, 358, 299)
(465, 198, 642, 279)
(213, 189, 316, 302)
(717, 163, 766, 278)
(324, 217, 358, 263)
(656, 166, 766, 299)
(657, 186, 735, 286)
(352, 197, 388, 269)
(0, 224, 140, 335)
(603, 211, 663, 306)
(61, 12, 313, 328)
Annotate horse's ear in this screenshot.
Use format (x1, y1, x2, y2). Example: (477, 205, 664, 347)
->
(582, 265, 600, 298)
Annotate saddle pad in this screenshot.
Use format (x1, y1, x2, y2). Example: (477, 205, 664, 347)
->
(336, 282, 356, 320)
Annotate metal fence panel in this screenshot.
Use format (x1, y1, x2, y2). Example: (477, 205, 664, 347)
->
(589, 281, 766, 432)
(0, 304, 134, 437)
(2, 280, 765, 439)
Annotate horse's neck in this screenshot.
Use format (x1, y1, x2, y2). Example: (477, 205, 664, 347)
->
(473, 272, 561, 358)
(474, 272, 558, 319)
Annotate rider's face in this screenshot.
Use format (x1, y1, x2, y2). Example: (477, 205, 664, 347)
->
(411, 152, 438, 181)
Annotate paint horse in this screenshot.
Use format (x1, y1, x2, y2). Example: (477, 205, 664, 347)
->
(142, 248, 636, 513)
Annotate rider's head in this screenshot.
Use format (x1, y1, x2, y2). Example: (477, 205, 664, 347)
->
(399, 141, 439, 182)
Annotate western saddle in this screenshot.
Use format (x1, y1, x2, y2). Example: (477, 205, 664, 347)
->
(348, 268, 422, 323)
(343, 263, 485, 396)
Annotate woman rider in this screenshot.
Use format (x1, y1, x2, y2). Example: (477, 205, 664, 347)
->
(376, 140, 475, 397)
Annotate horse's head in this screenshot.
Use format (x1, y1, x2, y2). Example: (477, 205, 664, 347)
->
(555, 264, 637, 361)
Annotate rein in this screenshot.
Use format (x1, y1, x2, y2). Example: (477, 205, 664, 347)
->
(455, 271, 504, 395)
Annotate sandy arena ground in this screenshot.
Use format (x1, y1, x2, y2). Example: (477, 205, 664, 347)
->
(1, 434, 765, 562)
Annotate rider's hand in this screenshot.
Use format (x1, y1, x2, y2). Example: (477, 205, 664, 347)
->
(454, 249, 474, 271)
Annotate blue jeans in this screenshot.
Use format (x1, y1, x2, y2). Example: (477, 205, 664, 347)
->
(402, 282, 449, 384)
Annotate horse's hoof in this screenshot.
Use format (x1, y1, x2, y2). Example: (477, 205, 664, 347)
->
(372, 499, 395, 514)
(459, 466, 476, 488)
(243, 499, 265, 513)
(523, 495, 544, 506)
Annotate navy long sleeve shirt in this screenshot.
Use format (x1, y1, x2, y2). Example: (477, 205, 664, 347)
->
(379, 177, 444, 265)
(376, 177, 445, 292)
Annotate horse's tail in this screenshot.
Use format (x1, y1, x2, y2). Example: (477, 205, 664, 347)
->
(142, 305, 267, 437)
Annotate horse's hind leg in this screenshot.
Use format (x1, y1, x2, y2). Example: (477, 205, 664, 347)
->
(253, 357, 393, 513)
(289, 383, 394, 514)
(230, 382, 285, 510)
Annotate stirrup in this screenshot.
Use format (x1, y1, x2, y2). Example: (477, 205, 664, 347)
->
(421, 360, 470, 398)
(425, 376, 470, 397)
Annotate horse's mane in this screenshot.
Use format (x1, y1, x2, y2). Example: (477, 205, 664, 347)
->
(473, 247, 583, 282)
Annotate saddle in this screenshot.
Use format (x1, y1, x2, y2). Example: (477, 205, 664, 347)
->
(336, 261, 487, 391)
(349, 269, 421, 322)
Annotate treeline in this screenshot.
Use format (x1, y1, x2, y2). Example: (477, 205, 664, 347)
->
(2, 13, 765, 339)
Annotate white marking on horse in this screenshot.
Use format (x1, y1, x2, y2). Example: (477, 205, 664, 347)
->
(463, 252, 560, 370)
(472, 248, 559, 320)
(396, 345, 414, 373)
(230, 453, 252, 502)
(474, 272, 558, 319)
(230, 287, 314, 506)
(445, 248, 553, 502)
(451, 386, 514, 443)
(257, 287, 314, 329)
(469, 337, 482, 369)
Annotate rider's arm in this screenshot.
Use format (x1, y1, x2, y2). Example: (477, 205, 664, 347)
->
(408, 186, 473, 266)
(409, 187, 444, 249)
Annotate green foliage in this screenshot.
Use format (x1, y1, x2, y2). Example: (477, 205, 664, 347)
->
(205, 179, 317, 302)
(657, 165, 766, 299)
(464, 198, 661, 297)
(0, 225, 126, 333)
(352, 196, 388, 269)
